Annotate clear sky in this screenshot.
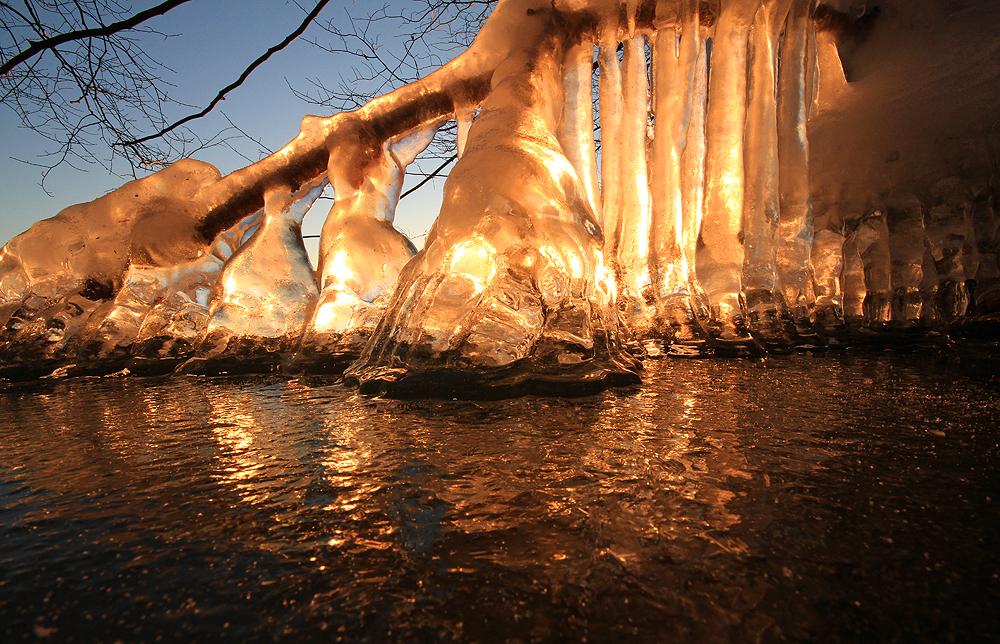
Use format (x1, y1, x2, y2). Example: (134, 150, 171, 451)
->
(0, 0, 456, 263)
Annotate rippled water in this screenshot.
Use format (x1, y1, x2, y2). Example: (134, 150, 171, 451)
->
(1, 351, 998, 643)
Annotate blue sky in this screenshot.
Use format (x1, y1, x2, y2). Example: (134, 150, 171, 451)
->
(0, 0, 454, 262)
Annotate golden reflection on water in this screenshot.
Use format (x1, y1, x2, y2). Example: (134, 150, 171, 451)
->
(1, 353, 998, 642)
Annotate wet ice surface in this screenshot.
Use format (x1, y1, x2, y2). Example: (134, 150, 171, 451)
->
(1, 352, 998, 643)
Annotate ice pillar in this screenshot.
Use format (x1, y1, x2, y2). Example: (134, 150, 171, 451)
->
(776, 0, 815, 331)
(886, 194, 927, 326)
(648, 0, 706, 346)
(346, 28, 636, 396)
(741, 0, 793, 344)
(616, 34, 655, 333)
(296, 129, 435, 371)
(189, 179, 325, 371)
(698, 0, 757, 344)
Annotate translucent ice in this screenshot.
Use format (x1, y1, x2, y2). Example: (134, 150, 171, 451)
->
(346, 23, 636, 396)
(296, 128, 435, 371)
(649, 0, 709, 346)
(80, 212, 263, 365)
(698, 0, 757, 343)
(740, 0, 792, 343)
(187, 179, 325, 371)
(2, 0, 1000, 385)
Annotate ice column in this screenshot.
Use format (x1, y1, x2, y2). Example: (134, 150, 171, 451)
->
(296, 128, 435, 370)
(649, 0, 706, 346)
(776, 0, 815, 330)
(679, 25, 711, 335)
(855, 213, 892, 328)
(972, 193, 1000, 311)
(698, 0, 757, 344)
(80, 212, 263, 364)
(886, 194, 927, 326)
(840, 234, 866, 325)
(741, 0, 793, 343)
(346, 30, 636, 396)
(598, 35, 624, 263)
(616, 34, 655, 333)
(559, 42, 601, 219)
(191, 179, 325, 368)
(926, 178, 972, 319)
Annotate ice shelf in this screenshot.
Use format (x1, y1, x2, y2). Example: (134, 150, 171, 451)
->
(2, 0, 999, 393)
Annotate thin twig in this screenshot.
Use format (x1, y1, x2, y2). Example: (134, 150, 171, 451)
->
(400, 154, 456, 199)
(116, 0, 331, 147)
(0, 0, 195, 76)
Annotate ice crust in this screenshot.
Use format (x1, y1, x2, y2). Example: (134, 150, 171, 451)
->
(2, 0, 1000, 389)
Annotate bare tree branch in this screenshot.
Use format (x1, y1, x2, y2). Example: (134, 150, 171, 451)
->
(400, 153, 456, 199)
(0, 0, 195, 77)
(117, 0, 332, 148)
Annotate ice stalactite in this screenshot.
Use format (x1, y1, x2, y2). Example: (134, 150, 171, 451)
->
(741, 0, 792, 344)
(79, 212, 263, 368)
(886, 194, 927, 327)
(597, 35, 624, 264)
(185, 179, 326, 372)
(616, 34, 656, 334)
(456, 107, 476, 158)
(926, 178, 972, 319)
(559, 42, 602, 220)
(854, 212, 892, 329)
(698, 0, 757, 345)
(295, 128, 436, 371)
(346, 26, 637, 397)
(648, 0, 708, 351)
(0, 159, 223, 371)
(776, 0, 815, 332)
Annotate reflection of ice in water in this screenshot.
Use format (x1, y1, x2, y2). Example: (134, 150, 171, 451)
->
(2, 0, 1000, 387)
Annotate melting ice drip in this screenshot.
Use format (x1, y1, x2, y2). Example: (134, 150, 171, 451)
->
(1, 0, 999, 392)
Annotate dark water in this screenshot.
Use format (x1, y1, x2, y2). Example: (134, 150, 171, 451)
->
(1, 351, 999, 643)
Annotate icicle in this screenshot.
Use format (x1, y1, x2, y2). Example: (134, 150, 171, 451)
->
(559, 41, 602, 221)
(776, 0, 815, 332)
(598, 36, 624, 263)
(927, 178, 972, 318)
(296, 128, 435, 371)
(189, 178, 326, 370)
(617, 34, 655, 332)
(886, 194, 927, 326)
(698, 0, 757, 344)
(456, 107, 476, 159)
(679, 21, 711, 337)
(649, 0, 705, 347)
(855, 212, 892, 328)
(741, 0, 793, 345)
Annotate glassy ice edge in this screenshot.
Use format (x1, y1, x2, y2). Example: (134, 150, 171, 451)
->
(1, 0, 999, 397)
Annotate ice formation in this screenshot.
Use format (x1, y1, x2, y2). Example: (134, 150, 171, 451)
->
(2, 0, 1000, 391)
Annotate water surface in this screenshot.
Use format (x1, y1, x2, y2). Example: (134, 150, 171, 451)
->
(1, 351, 998, 642)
